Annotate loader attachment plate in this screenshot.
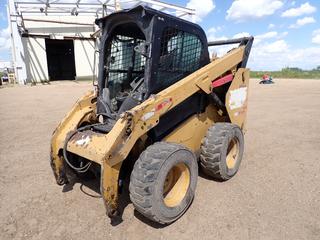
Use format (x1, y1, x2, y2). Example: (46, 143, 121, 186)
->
(67, 130, 107, 165)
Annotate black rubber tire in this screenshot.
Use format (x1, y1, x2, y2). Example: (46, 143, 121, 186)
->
(129, 142, 198, 224)
(200, 123, 244, 181)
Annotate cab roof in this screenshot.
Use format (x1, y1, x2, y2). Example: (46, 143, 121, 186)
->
(95, 5, 205, 36)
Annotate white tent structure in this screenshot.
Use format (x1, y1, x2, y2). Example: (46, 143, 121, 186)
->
(7, 0, 194, 84)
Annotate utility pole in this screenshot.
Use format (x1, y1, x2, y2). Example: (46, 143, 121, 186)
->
(7, 1, 17, 84)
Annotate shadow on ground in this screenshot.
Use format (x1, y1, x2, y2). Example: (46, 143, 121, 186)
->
(60, 166, 221, 228)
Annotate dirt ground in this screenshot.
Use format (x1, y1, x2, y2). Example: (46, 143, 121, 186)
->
(0, 79, 320, 240)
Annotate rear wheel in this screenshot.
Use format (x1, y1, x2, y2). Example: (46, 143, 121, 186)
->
(200, 123, 244, 180)
(129, 142, 198, 224)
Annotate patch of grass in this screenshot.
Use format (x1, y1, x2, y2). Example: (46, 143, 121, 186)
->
(251, 67, 320, 79)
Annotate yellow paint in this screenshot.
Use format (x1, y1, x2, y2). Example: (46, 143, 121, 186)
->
(164, 105, 224, 152)
(225, 68, 250, 129)
(50, 90, 97, 179)
(226, 138, 239, 169)
(101, 161, 122, 216)
(163, 163, 190, 207)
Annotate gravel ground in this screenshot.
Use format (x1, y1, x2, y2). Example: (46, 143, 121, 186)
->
(0, 79, 320, 240)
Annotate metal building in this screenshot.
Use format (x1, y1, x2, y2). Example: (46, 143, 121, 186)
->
(7, 0, 194, 84)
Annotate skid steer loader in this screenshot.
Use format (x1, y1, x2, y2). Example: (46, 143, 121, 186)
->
(50, 5, 253, 224)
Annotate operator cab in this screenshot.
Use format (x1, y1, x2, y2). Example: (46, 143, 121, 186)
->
(95, 6, 210, 133)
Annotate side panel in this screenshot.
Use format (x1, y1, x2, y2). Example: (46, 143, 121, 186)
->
(163, 105, 225, 153)
(225, 68, 250, 129)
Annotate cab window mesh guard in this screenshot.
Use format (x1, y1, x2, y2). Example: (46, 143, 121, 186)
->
(106, 35, 146, 98)
(157, 27, 202, 89)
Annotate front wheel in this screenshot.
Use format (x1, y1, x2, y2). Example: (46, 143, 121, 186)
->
(129, 142, 198, 224)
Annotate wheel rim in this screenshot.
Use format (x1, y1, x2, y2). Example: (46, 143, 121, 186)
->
(226, 137, 240, 169)
(163, 163, 190, 207)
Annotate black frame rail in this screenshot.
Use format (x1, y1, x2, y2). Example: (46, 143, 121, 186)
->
(208, 36, 254, 68)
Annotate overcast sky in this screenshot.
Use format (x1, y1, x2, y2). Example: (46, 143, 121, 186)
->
(0, 0, 319, 70)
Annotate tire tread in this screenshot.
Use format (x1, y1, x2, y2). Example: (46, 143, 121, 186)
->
(129, 142, 188, 224)
(200, 123, 241, 180)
